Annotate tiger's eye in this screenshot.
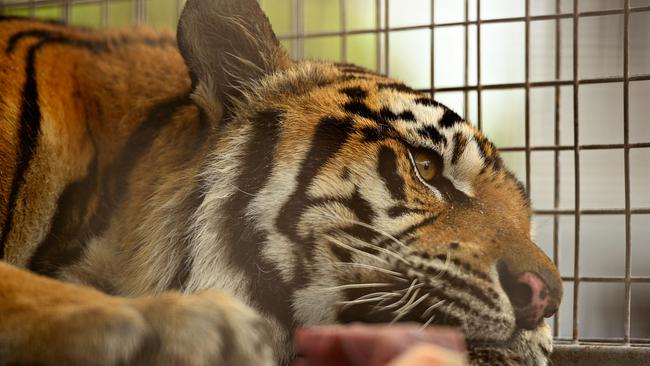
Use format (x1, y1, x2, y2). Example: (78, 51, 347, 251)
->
(414, 150, 440, 182)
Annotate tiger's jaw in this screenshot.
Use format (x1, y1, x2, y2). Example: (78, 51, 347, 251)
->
(291, 246, 553, 366)
(282, 225, 553, 365)
(473, 323, 554, 366)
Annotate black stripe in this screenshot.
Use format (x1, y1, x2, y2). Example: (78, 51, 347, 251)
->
(407, 253, 501, 311)
(380, 215, 437, 247)
(387, 205, 428, 218)
(276, 116, 354, 245)
(220, 109, 297, 330)
(407, 280, 505, 324)
(473, 133, 497, 169)
(339, 86, 368, 99)
(441, 256, 492, 283)
(414, 97, 441, 108)
(310, 188, 379, 248)
(342, 188, 374, 224)
(343, 100, 412, 142)
(0, 29, 175, 259)
(451, 132, 468, 165)
(340, 74, 371, 82)
(344, 101, 416, 125)
(377, 146, 406, 201)
(504, 170, 530, 208)
(413, 97, 466, 131)
(169, 185, 204, 291)
(335, 63, 382, 77)
(426, 267, 502, 312)
(416, 125, 447, 146)
(27, 148, 99, 276)
(492, 156, 504, 172)
(28, 95, 193, 275)
(1, 39, 47, 259)
(539, 345, 551, 357)
(88, 95, 193, 238)
(438, 108, 463, 129)
(275, 116, 355, 289)
(387, 205, 409, 218)
(166, 110, 211, 291)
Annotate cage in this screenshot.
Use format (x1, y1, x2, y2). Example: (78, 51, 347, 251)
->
(1, 0, 649, 364)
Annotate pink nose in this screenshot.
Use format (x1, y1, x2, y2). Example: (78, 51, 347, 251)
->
(505, 272, 559, 330)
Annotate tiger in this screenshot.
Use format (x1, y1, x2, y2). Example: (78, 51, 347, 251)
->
(0, 0, 563, 365)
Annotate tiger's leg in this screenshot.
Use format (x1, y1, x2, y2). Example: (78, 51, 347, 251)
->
(0, 262, 274, 366)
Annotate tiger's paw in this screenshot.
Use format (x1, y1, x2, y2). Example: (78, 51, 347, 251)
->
(130, 290, 275, 366)
(12, 290, 275, 366)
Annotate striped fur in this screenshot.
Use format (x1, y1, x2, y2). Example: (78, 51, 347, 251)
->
(0, 0, 561, 365)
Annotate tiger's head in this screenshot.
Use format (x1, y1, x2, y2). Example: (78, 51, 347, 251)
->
(178, 0, 562, 365)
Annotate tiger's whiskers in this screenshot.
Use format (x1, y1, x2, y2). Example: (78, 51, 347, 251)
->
(422, 299, 446, 318)
(324, 234, 389, 265)
(333, 217, 411, 251)
(332, 262, 407, 281)
(340, 232, 410, 265)
(322, 282, 394, 291)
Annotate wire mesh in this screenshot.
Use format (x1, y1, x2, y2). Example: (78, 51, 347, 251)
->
(1, 0, 649, 350)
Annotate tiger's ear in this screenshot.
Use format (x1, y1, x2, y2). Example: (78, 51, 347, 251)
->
(177, 0, 290, 117)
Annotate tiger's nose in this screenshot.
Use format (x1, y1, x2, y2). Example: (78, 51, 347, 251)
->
(498, 266, 560, 330)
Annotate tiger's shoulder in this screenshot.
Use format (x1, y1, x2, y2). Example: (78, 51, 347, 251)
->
(0, 17, 197, 266)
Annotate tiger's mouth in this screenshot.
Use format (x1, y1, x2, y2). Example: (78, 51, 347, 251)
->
(336, 279, 464, 328)
(322, 227, 555, 365)
(334, 251, 516, 340)
(333, 268, 552, 365)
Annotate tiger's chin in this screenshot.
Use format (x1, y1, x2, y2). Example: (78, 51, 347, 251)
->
(465, 322, 553, 366)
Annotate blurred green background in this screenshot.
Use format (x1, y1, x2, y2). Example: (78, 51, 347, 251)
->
(0, 0, 377, 69)
(2, 0, 181, 27)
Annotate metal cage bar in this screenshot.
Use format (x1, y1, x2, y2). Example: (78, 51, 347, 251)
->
(475, 0, 482, 129)
(571, 0, 581, 342)
(176, 0, 183, 19)
(100, 0, 107, 26)
(461, 0, 468, 119)
(524, 0, 532, 194)
(416, 73, 650, 92)
(339, 0, 347, 63)
(374, 0, 381, 74)
(430, 0, 435, 100)
(292, 0, 304, 60)
(552, 0, 562, 338)
(383, 0, 389, 75)
(622, 0, 633, 346)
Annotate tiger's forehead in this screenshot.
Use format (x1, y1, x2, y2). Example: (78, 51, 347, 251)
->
(257, 61, 504, 186)
(332, 77, 501, 185)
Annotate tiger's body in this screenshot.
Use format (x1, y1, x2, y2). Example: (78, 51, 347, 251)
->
(0, 1, 562, 365)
